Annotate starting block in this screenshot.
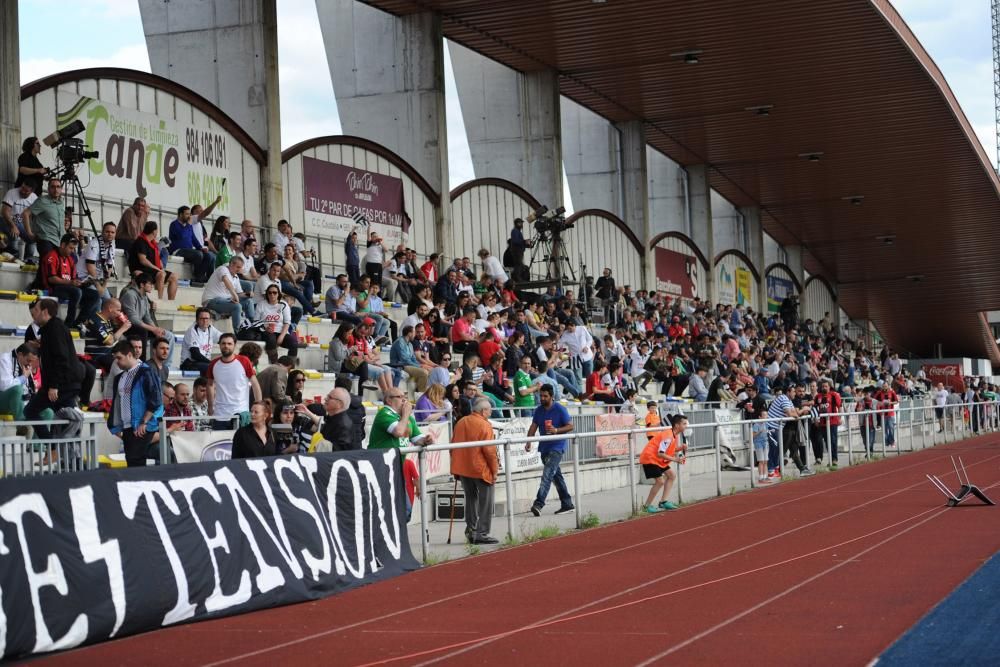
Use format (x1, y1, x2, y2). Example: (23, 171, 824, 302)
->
(926, 457, 995, 507)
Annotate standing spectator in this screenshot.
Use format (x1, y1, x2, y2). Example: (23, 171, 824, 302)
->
(933, 382, 949, 433)
(0, 342, 39, 421)
(299, 387, 358, 451)
(232, 401, 294, 458)
(119, 273, 168, 358)
(168, 205, 215, 282)
(506, 218, 531, 278)
(639, 414, 689, 512)
(180, 308, 222, 373)
(41, 233, 100, 329)
(147, 337, 171, 384)
(116, 197, 148, 252)
(15, 136, 47, 196)
(344, 227, 361, 284)
(478, 247, 508, 287)
(815, 379, 843, 467)
(256, 285, 298, 363)
(874, 380, 899, 448)
(335, 376, 367, 445)
(558, 320, 595, 381)
(364, 230, 386, 284)
(108, 339, 163, 467)
(389, 325, 429, 393)
(2, 180, 38, 260)
(257, 355, 295, 405)
(22, 177, 65, 287)
(206, 333, 262, 429)
(451, 397, 500, 544)
(524, 385, 575, 516)
(189, 197, 222, 252)
(368, 388, 435, 450)
(513, 355, 540, 408)
(191, 377, 211, 431)
(164, 382, 194, 433)
(127, 220, 177, 301)
(737, 384, 769, 484)
(202, 256, 254, 331)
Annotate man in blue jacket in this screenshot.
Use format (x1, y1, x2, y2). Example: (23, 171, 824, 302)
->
(108, 338, 164, 466)
(168, 205, 215, 282)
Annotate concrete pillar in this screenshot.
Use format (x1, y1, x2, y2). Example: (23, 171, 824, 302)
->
(615, 121, 650, 290)
(449, 41, 561, 208)
(687, 165, 715, 304)
(562, 96, 621, 216)
(785, 245, 806, 289)
(318, 2, 451, 258)
(0, 1, 20, 194)
(741, 206, 766, 313)
(647, 148, 688, 237)
(139, 0, 283, 228)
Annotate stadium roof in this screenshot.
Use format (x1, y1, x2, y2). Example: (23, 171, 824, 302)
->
(361, 0, 1000, 363)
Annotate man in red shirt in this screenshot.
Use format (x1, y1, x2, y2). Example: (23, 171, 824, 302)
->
(420, 253, 439, 284)
(874, 380, 899, 447)
(451, 305, 479, 354)
(815, 380, 843, 466)
(43, 232, 100, 329)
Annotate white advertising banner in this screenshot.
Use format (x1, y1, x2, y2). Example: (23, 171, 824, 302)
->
(55, 93, 241, 214)
(170, 430, 235, 463)
(493, 417, 543, 473)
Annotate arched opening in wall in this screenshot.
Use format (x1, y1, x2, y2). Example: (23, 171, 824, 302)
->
(282, 135, 439, 274)
(562, 209, 643, 293)
(764, 263, 802, 316)
(649, 231, 709, 305)
(449, 177, 540, 276)
(713, 249, 760, 311)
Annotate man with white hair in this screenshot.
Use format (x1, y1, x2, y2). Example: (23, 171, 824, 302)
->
(451, 397, 500, 545)
(299, 386, 358, 451)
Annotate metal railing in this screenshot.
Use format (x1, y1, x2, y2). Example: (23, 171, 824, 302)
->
(399, 399, 999, 563)
(0, 418, 101, 477)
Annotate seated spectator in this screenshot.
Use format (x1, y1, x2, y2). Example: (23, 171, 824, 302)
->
(42, 233, 100, 329)
(214, 229, 241, 269)
(240, 342, 264, 372)
(335, 376, 367, 443)
(168, 205, 215, 282)
(389, 325, 430, 394)
(240, 219, 257, 249)
(77, 221, 120, 307)
(164, 381, 194, 433)
(0, 342, 39, 420)
(429, 351, 457, 388)
(352, 318, 396, 392)
(202, 256, 254, 332)
(286, 368, 306, 404)
(2, 180, 38, 260)
(116, 197, 148, 253)
(412, 324, 438, 373)
(208, 216, 230, 254)
(127, 220, 177, 301)
(257, 355, 295, 405)
(279, 242, 317, 315)
(414, 383, 451, 422)
(451, 306, 479, 354)
(85, 298, 131, 370)
(323, 274, 364, 325)
(180, 307, 222, 373)
(586, 360, 623, 404)
(256, 285, 298, 364)
(328, 323, 366, 379)
(479, 247, 508, 286)
(365, 282, 395, 342)
(236, 237, 260, 282)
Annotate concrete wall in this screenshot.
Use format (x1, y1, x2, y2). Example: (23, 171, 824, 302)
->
(711, 190, 744, 254)
(0, 1, 19, 194)
(647, 148, 687, 237)
(562, 96, 622, 217)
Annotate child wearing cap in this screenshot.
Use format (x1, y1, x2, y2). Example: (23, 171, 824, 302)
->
(639, 413, 688, 512)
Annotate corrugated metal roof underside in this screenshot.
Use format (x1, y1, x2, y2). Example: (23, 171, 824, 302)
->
(362, 0, 1000, 361)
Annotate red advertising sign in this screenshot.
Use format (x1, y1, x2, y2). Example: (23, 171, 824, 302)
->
(654, 247, 699, 299)
(302, 156, 411, 241)
(922, 363, 964, 392)
(594, 413, 637, 457)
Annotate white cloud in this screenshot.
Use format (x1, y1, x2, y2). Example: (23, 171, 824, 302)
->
(20, 44, 151, 86)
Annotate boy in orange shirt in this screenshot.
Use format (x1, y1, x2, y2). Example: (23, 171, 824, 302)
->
(639, 413, 688, 512)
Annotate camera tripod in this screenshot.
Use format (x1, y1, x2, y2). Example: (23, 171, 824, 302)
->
(50, 162, 100, 239)
(528, 231, 577, 288)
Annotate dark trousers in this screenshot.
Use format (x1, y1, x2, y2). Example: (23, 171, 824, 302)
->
(123, 427, 156, 467)
(460, 476, 494, 541)
(365, 262, 383, 286)
(24, 388, 79, 439)
(264, 331, 298, 362)
(175, 248, 214, 282)
(80, 360, 96, 407)
(32, 239, 57, 288)
(49, 284, 100, 327)
(347, 263, 360, 285)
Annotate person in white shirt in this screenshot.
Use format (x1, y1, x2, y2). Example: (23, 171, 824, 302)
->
(255, 284, 297, 364)
(0, 342, 38, 420)
(203, 256, 254, 331)
(402, 302, 429, 332)
(180, 307, 222, 373)
(933, 382, 950, 432)
(478, 248, 508, 286)
(558, 320, 595, 380)
(206, 333, 261, 429)
(1, 182, 38, 260)
(78, 221, 124, 306)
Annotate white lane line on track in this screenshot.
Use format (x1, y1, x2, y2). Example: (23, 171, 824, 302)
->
(196, 445, 995, 667)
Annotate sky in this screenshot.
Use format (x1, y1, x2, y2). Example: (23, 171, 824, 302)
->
(16, 0, 999, 191)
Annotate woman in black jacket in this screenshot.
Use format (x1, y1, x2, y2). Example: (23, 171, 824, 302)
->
(232, 401, 296, 458)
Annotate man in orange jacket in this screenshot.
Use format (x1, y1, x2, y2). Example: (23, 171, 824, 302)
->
(639, 413, 688, 513)
(451, 397, 501, 545)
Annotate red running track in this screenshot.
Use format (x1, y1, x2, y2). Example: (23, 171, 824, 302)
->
(43, 436, 1000, 666)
